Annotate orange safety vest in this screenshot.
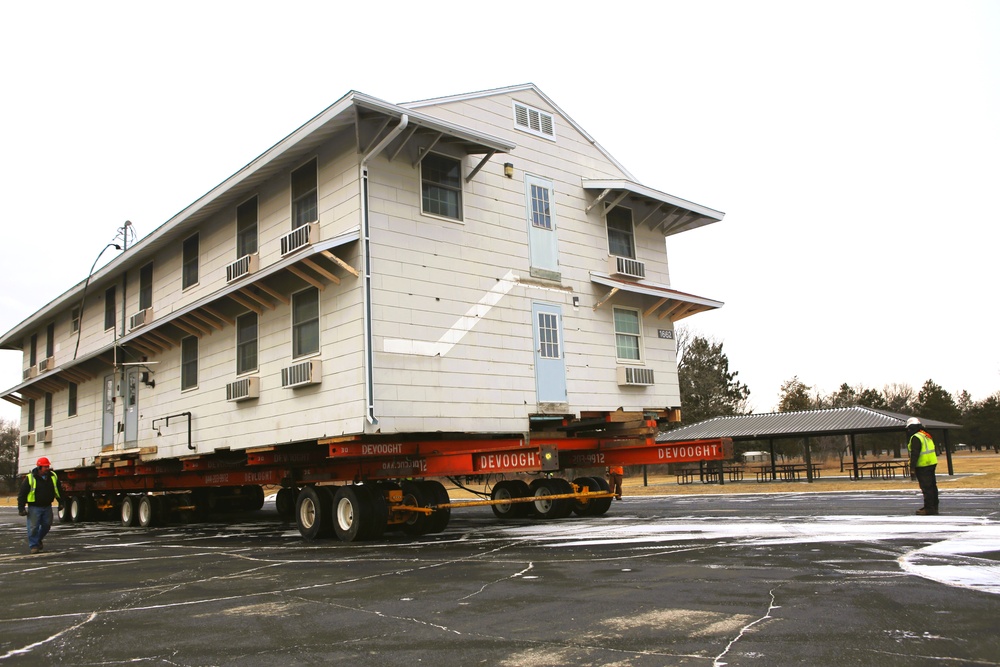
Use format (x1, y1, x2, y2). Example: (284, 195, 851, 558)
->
(609, 465, 624, 475)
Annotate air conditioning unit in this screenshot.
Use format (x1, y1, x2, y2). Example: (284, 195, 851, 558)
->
(226, 253, 260, 283)
(129, 307, 153, 331)
(281, 359, 321, 388)
(36, 428, 52, 444)
(617, 366, 655, 386)
(608, 255, 646, 280)
(226, 376, 260, 402)
(23, 366, 37, 381)
(280, 222, 319, 256)
(37, 356, 55, 373)
(21, 433, 35, 447)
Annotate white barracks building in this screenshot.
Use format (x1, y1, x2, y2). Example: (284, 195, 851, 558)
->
(1, 85, 725, 474)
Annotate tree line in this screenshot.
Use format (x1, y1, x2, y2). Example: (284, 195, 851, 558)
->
(676, 329, 1000, 453)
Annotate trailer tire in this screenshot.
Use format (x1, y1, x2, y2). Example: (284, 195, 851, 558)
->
(296, 486, 333, 541)
(530, 478, 573, 519)
(586, 476, 613, 516)
(419, 480, 451, 533)
(138, 495, 158, 527)
(243, 485, 265, 512)
(332, 486, 373, 543)
(571, 477, 601, 516)
(120, 495, 139, 527)
(58, 501, 72, 523)
(275, 487, 297, 520)
(400, 481, 432, 536)
(491, 480, 530, 519)
(68, 496, 88, 523)
(358, 485, 388, 541)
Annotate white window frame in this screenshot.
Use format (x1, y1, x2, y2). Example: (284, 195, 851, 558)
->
(291, 287, 320, 360)
(613, 306, 644, 363)
(236, 311, 259, 375)
(182, 234, 199, 290)
(236, 195, 259, 259)
(420, 153, 464, 222)
(607, 206, 637, 260)
(512, 101, 556, 140)
(291, 158, 318, 230)
(181, 335, 199, 391)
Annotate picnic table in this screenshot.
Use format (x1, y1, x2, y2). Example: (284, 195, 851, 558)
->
(850, 459, 910, 480)
(675, 463, 745, 484)
(754, 463, 822, 482)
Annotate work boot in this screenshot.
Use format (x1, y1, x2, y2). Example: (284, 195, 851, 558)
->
(29, 547, 40, 554)
(916, 508, 929, 515)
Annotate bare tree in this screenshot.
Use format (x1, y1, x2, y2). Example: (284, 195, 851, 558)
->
(0, 418, 19, 493)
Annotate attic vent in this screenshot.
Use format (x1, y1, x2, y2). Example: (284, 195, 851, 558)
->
(226, 253, 259, 283)
(129, 307, 153, 331)
(608, 255, 646, 280)
(281, 222, 319, 256)
(226, 376, 260, 402)
(513, 102, 555, 139)
(281, 359, 321, 388)
(617, 366, 655, 386)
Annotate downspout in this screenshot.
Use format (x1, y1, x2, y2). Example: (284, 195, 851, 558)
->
(359, 113, 409, 426)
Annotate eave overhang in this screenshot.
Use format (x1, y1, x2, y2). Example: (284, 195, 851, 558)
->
(583, 178, 725, 237)
(0, 92, 515, 350)
(590, 272, 723, 322)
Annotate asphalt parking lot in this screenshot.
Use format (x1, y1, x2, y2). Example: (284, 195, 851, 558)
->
(1, 489, 999, 666)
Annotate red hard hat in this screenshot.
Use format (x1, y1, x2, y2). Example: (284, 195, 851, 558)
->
(36, 457, 51, 467)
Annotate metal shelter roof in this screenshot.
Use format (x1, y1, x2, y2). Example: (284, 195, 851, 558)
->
(657, 407, 962, 442)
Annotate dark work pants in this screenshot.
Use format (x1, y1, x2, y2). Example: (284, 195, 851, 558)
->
(608, 472, 623, 499)
(915, 464, 939, 512)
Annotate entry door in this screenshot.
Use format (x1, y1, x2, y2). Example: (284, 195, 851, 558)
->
(102, 375, 115, 447)
(123, 367, 139, 447)
(525, 175, 560, 280)
(532, 302, 567, 403)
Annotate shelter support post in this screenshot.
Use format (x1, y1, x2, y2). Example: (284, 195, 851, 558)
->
(803, 437, 813, 482)
(768, 439, 777, 480)
(850, 434, 859, 480)
(943, 430, 954, 475)
(717, 458, 725, 486)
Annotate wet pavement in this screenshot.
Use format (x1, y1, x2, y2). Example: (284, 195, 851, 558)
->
(1, 489, 999, 666)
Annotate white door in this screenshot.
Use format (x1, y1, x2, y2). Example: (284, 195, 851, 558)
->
(123, 367, 139, 446)
(102, 375, 115, 447)
(532, 302, 567, 403)
(525, 175, 560, 281)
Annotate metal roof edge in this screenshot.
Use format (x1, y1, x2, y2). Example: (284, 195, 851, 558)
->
(582, 178, 726, 221)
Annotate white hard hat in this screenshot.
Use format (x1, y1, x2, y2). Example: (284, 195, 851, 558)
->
(906, 417, 922, 428)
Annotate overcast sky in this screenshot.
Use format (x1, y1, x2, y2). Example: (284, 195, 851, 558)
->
(2, 1, 998, 423)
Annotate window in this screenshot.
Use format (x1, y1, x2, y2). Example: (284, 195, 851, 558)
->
(613, 307, 642, 362)
(291, 159, 317, 229)
(46, 323, 54, 358)
(236, 311, 258, 375)
(71, 307, 80, 333)
(68, 382, 77, 417)
(181, 336, 199, 390)
(536, 311, 561, 359)
(237, 196, 258, 258)
(530, 182, 552, 230)
(182, 235, 199, 289)
(27, 399, 35, 432)
(104, 286, 116, 331)
(29, 333, 37, 367)
(139, 263, 153, 311)
(513, 101, 555, 139)
(292, 287, 319, 358)
(44, 393, 52, 428)
(607, 207, 636, 259)
(421, 153, 463, 220)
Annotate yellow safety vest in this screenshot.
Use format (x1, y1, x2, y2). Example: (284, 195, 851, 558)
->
(908, 431, 937, 468)
(26, 471, 61, 503)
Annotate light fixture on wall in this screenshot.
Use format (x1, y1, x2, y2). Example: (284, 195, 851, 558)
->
(504, 162, 514, 178)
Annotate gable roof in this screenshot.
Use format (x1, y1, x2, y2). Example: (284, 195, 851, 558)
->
(657, 406, 962, 442)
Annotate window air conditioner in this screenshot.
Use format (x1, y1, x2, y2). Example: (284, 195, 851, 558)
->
(226, 253, 260, 283)
(608, 255, 646, 280)
(23, 366, 37, 381)
(21, 433, 35, 447)
(280, 222, 319, 256)
(226, 376, 260, 402)
(281, 359, 321, 388)
(129, 307, 153, 331)
(617, 366, 655, 386)
(37, 356, 55, 373)
(36, 428, 52, 444)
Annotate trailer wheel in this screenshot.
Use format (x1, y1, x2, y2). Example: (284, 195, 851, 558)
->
(332, 486, 373, 542)
(58, 501, 72, 523)
(530, 478, 573, 519)
(491, 480, 530, 519)
(586, 476, 613, 516)
(400, 481, 432, 536)
(138, 495, 158, 527)
(120, 495, 139, 527)
(359, 485, 388, 540)
(419, 480, 451, 533)
(242, 485, 265, 511)
(275, 487, 297, 520)
(68, 496, 88, 523)
(296, 486, 333, 541)
(571, 477, 601, 516)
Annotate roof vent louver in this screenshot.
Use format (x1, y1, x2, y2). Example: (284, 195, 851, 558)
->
(513, 102, 555, 139)
(226, 376, 260, 402)
(281, 359, 321, 388)
(617, 366, 655, 386)
(280, 222, 319, 256)
(226, 253, 260, 283)
(608, 255, 646, 280)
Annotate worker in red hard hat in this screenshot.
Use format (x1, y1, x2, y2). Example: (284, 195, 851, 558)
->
(16, 456, 64, 554)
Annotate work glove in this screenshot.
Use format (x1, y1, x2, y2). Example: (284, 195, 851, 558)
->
(18, 508, 27, 516)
